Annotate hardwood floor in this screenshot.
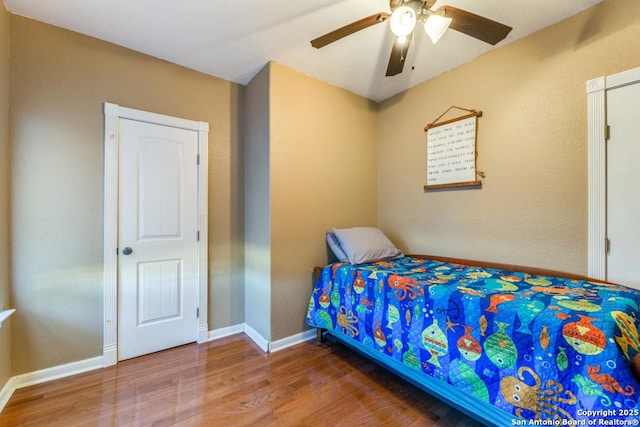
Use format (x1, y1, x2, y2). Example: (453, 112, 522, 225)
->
(0, 334, 483, 426)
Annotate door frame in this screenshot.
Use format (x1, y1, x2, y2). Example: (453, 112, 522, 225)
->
(587, 66, 640, 281)
(102, 102, 209, 366)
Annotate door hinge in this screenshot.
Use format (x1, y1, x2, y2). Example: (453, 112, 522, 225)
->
(197, 307, 200, 318)
(197, 154, 200, 165)
(605, 125, 611, 141)
(197, 230, 200, 242)
(605, 237, 611, 254)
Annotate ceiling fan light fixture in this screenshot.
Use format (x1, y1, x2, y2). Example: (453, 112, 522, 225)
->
(424, 14, 452, 44)
(389, 6, 416, 38)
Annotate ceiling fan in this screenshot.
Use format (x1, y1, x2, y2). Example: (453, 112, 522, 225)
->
(311, 0, 512, 77)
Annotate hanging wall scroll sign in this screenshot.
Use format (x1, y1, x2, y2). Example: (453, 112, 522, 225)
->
(424, 106, 484, 191)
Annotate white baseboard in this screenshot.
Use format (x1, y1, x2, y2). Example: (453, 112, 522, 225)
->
(11, 356, 103, 390)
(102, 344, 117, 367)
(243, 323, 270, 352)
(0, 356, 103, 414)
(198, 323, 209, 344)
(207, 323, 245, 341)
(0, 377, 16, 413)
(208, 323, 316, 353)
(270, 329, 316, 352)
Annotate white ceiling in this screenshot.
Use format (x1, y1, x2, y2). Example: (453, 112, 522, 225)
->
(3, 0, 604, 102)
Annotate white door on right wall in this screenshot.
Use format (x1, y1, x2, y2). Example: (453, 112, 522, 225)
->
(606, 81, 640, 290)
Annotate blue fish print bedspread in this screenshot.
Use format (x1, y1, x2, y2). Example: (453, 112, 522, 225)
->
(306, 257, 640, 423)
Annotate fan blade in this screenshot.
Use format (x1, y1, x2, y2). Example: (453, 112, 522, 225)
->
(435, 6, 512, 45)
(386, 35, 412, 77)
(311, 12, 390, 48)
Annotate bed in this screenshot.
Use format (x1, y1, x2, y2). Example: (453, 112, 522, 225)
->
(306, 228, 640, 426)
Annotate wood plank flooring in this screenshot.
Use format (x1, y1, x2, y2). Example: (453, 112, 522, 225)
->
(0, 334, 483, 426)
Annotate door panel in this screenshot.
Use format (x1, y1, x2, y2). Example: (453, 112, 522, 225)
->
(118, 118, 199, 360)
(606, 82, 640, 290)
(139, 139, 182, 239)
(138, 259, 182, 325)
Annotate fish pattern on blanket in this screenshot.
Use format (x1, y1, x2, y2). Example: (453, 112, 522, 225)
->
(306, 257, 640, 422)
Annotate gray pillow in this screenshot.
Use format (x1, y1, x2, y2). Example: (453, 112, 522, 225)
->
(332, 227, 403, 264)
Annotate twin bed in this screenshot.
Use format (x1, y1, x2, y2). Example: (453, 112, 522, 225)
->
(306, 228, 640, 426)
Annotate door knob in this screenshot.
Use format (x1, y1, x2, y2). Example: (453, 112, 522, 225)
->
(122, 247, 133, 255)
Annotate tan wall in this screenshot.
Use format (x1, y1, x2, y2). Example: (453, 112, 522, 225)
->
(270, 62, 378, 340)
(0, 3, 11, 388)
(377, 0, 640, 275)
(9, 16, 244, 374)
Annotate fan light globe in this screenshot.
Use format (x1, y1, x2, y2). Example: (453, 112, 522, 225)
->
(389, 6, 416, 38)
(424, 15, 452, 44)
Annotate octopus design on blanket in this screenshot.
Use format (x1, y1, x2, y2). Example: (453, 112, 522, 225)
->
(387, 274, 424, 300)
(336, 306, 359, 337)
(500, 366, 577, 421)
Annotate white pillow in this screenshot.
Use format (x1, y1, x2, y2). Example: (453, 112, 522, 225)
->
(332, 227, 403, 264)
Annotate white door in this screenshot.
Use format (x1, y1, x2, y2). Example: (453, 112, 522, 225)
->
(118, 118, 200, 360)
(606, 81, 640, 290)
